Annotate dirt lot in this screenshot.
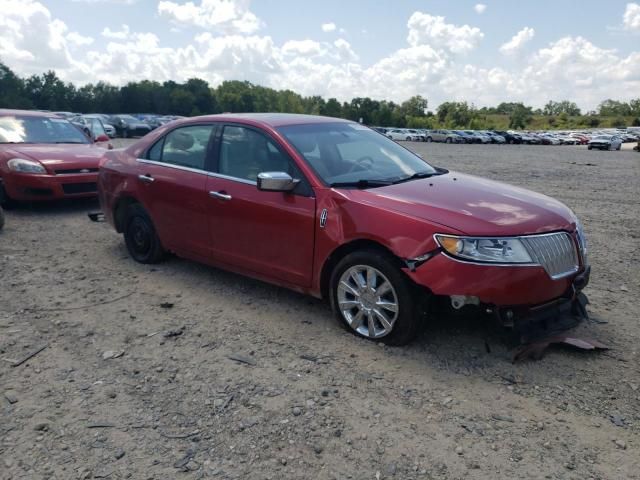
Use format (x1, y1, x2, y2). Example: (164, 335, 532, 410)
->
(1, 142, 639, 480)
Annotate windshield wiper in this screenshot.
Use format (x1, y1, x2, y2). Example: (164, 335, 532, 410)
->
(390, 170, 444, 185)
(329, 179, 393, 189)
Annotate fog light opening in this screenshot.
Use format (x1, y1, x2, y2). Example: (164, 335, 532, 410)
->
(450, 295, 480, 310)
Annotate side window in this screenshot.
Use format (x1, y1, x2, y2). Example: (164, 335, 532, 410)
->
(148, 137, 163, 161)
(148, 125, 214, 170)
(219, 126, 297, 182)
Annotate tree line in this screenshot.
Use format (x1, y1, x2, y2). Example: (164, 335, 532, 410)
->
(1, 61, 639, 130)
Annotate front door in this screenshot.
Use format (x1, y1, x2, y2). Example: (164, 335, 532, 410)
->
(135, 124, 216, 261)
(205, 124, 316, 287)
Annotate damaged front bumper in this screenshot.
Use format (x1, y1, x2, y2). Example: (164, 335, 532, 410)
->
(491, 266, 591, 343)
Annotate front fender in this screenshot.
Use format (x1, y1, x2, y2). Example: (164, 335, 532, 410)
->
(311, 188, 462, 295)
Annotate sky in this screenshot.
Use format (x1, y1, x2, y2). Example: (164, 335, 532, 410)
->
(1, 0, 639, 111)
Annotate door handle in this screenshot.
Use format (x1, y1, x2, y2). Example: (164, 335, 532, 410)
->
(138, 174, 154, 184)
(209, 191, 232, 201)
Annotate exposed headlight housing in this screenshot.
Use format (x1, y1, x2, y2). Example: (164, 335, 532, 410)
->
(575, 220, 588, 265)
(7, 158, 46, 174)
(435, 234, 534, 264)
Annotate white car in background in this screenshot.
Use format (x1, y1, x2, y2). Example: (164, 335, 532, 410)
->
(386, 129, 416, 141)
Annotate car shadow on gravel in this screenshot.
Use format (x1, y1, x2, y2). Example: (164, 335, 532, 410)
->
(102, 239, 530, 366)
(3, 198, 99, 217)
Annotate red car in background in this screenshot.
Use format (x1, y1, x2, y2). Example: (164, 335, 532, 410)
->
(98, 114, 590, 345)
(0, 109, 111, 204)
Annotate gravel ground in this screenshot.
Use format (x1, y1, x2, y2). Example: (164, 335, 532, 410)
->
(1, 142, 639, 480)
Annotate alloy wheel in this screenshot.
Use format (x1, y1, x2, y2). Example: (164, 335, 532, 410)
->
(337, 265, 399, 339)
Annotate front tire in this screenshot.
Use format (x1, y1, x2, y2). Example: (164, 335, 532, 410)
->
(330, 250, 423, 346)
(123, 204, 165, 264)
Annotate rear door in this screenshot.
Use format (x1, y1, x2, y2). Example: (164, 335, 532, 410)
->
(135, 124, 216, 261)
(204, 124, 316, 286)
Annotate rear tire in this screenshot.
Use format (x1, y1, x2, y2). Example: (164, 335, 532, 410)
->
(0, 206, 4, 231)
(330, 249, 423, 346)
(123, 204, 165, 264)
(426, 137, 432, 143)
(0, 184, 16, 209)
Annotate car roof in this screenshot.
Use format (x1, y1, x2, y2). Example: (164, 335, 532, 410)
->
(0, 109, 59, 118)
(182, 113, 352, 128)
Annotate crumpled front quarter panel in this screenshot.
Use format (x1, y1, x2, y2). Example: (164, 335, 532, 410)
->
(312, 188, 463, 294)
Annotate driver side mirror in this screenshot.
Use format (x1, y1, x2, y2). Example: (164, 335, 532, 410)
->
(257, 172, 300, 192)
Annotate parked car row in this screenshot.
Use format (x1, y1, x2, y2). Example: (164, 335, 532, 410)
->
(54, 111, 184, 138)
(374, 127, 638, 150)
(2, 109, 592, 347)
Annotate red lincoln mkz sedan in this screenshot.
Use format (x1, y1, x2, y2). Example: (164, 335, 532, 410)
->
(0, 109, 111, 204)
(98, 114, 590, 345)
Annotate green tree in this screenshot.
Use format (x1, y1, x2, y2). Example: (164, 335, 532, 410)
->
(0, 62, 31, 108)
(169, 88, 197, 116)
(320, 98, 342, 118)
(399, 95, 428, 118)
(598, 99, 631, 117)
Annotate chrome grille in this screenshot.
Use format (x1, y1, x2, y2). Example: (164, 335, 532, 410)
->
(521, 232, 578, 279)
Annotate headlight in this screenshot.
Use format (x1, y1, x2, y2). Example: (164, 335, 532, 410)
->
(435, 234, 533, 264)
(7, 158, 46, 174)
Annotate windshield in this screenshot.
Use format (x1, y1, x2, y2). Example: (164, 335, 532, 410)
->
(278, 123, 438, 186)
(0, 116, 90, 144)
(86, 118, 107, 139)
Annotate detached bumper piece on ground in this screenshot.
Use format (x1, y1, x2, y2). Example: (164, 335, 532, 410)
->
(506, 267, 609, 361)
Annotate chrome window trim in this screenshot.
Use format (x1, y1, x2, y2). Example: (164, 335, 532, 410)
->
(135, 158, 257, 186)
(136, 158, 208, 176)
(433, 231, 580, 279)
(208, 171, 257, 186)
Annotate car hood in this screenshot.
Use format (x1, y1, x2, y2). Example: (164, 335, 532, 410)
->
(345, 172, 577, 236)
(5, 144, 105, 172)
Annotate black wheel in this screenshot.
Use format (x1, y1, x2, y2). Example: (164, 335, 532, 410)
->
(588, 145, 592, 150)
(0, 206, 4, 231)
(616, 144, 621, 151)
(330, 249, 424, 346)
(123, 204, 165, 264)
(0, 183, 16, 209)
(426, 137, 432, 143)
(445, 137, 452, 144)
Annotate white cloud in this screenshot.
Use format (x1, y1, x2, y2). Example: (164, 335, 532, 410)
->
(474, 4, 487, 14)
(407, 12, 484, 54)
(500, 27, 535, 55)
(1, 2, 640, 112)
(282, 39, 324, 57)
(102, 25, 131, 40)
(67, 32, 94, 46)
(157, 0, 263, 34)
(623, 2, 640, 31)
(0, 0, 75, 72)
(321, 22, 336, 32)
(71, 0, 137, 3)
